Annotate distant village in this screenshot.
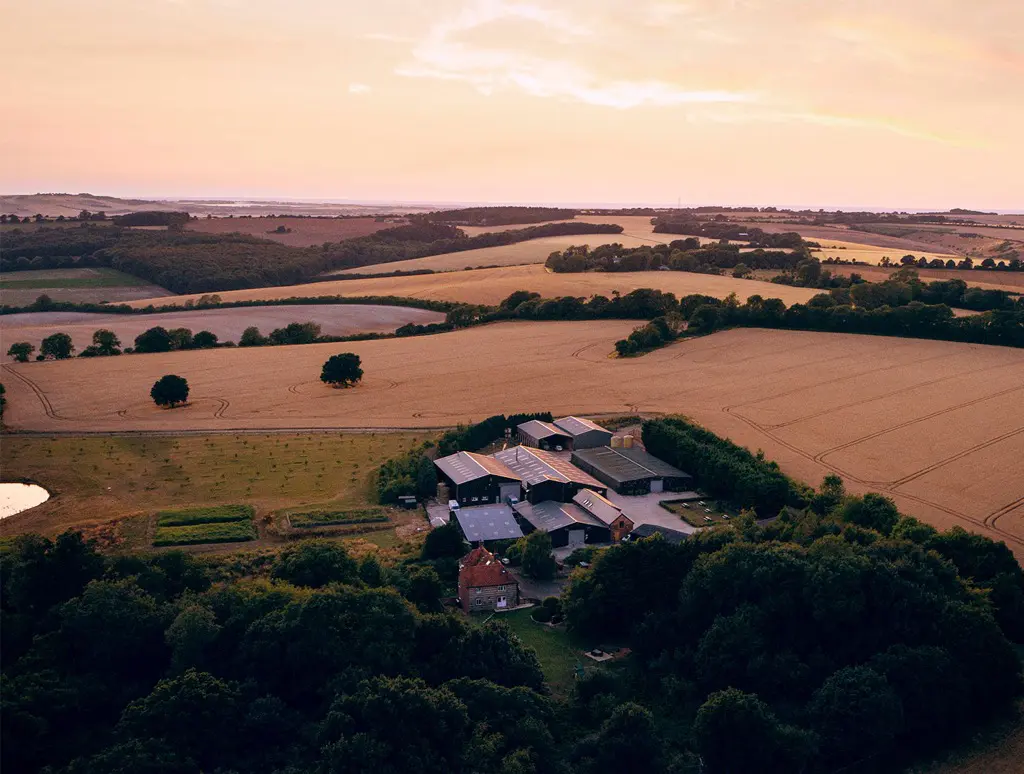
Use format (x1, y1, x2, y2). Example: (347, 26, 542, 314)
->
(433, 416, 697, 613)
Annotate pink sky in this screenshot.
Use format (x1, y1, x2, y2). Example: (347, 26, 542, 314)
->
(5, 0, 1023, 209)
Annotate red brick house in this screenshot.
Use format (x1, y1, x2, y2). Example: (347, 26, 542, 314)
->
(458, 546, 519, 613)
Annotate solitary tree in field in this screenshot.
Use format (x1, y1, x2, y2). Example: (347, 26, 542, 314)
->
(40, 332, 74, 360)
(320, 353, 363, 388)
(7, 342, 35, 362)
(151, 374, 190, 408)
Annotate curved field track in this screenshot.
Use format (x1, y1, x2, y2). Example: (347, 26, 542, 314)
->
(125, 264, 821, 309)
(3, 323, 1022, 556)
(0, 304, 446, 351)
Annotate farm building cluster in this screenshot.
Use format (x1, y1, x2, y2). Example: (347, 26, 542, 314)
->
(435, 416, 693, 552)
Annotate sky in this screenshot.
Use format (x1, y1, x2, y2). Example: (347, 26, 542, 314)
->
(4, 0, 1024, 209)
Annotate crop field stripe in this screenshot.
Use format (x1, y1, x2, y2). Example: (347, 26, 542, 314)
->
(815, 384, 1024, 466)
(764, 358, 1022, 431)
(890, 427, 1024, 488)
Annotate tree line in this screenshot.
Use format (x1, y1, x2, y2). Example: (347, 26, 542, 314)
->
(408, 206, 577, 227)
(545, 241, 805, 274)
(0, 220, 623, 294)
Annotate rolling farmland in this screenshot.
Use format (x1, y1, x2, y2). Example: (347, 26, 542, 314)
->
(184, 215, 401, 246)
(3, 323, 1022, 555)
(0, 303, 446, 351)
(124, 264, 822, 308)
(0, 267, 169, 306)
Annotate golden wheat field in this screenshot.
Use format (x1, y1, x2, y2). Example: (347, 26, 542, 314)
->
(126, 264, 822, 308)
(3, 323, 1022, 555)
(326, 233, 665, 275)
(809, 238, 957, 266)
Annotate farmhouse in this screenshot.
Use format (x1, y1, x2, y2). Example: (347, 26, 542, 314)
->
(434, 451, 522, 506)
(512, 500, 611, 548)
(572, 488, 634, 542)
(451, 504, 524, 544)
(552, 416, 614, 449)
(516, 419, 573, 451)
(458, 546, 519, 613)
(492, 445, 607, 504)
(626, 524, 690, 544)
(571, 445, 693, 495)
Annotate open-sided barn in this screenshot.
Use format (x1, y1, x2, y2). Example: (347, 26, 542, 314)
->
(512, 500, 611, 548)
(434, 451, 522, 506)
(571, 445, 693, 495)
(553, 416, 613, 449)
(492, 446, 606, 504)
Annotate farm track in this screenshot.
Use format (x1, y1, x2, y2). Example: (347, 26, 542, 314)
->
(986, 497, 1024, 530)
(1, 364, 65, 421)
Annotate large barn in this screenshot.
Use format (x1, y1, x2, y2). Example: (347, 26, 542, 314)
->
(512, 500, 610, 548)
(516, 419, 573, 451)
(492, 446, 607, 504)
(571, 446, 693, 495)
(451, 504, 524, 544)
(552, 416, 613, 449)
(434, 451, 522, 506)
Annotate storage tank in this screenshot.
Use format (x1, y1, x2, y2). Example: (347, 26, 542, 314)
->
(610, 436, 624, 448)
(623, 435, 634, 448)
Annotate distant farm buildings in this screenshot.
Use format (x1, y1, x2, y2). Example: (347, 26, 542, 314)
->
(434, 416, 693, 549)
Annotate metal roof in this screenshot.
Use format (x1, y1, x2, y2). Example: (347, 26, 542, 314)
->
(573, 488, 626, 526)
(517, 419, 570, 440)
(454, 505, 524, 542)
(513, 500, 605, 532)
(434, 451, 521, 486)
(492, 446, 604, 488)
(571, 446, 691, 484)
(554, 416, 611, 437)
(628, 524, 690, 543)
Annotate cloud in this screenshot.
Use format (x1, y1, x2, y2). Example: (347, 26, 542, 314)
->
(396, 0, 751, 109)
(348, 83, 372, 94)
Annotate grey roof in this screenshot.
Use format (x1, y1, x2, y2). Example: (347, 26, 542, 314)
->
(554, 416, 611, 437)
(573, 488, 627, 526)
(513, 500, 605, 532)
(454, 505, 524, 542)
(517, 419, 570, 440)
(434, 451, 521, 486)
(492, 446, 604, 489)
(628, 524, 690, 544)
(572, 446, 691, 484)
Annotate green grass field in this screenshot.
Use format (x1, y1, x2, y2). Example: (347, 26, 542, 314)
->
(156, 504, 254, 527)
(154, 519, 257, 546)
(0, 432, 428, 550)
(0, 267, 154, 290)
(288, 507, 389, 528)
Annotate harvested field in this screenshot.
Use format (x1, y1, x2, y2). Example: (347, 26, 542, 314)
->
(124, 264, 821, 309)
(0, 267, 168, 306)
(734, 221, 946, 253)
(457, 215, 661, 239)
(3, 323, 1022, 555)
(326, 233, 666, 275)
(826, 264, 1024, 294)
(808, 238, 956, 266)
(0, 303, 445, 351)
(184, 215, 400, 246)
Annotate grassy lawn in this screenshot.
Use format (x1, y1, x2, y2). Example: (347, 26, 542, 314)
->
(0, 432, 429, 551)
(497, 608, 620, 697)
(661, 498, 735, 528)
(0, 267, 154, 289)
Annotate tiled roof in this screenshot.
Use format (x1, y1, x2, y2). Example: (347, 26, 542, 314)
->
(460, 547, 517, 588)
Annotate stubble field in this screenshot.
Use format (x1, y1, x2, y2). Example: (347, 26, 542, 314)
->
(0, 303, 446, 351)
(3, 323, 1022, 555)
(123, 264, 822, 308)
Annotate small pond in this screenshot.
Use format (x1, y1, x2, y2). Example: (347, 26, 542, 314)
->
(0, 483, 51, 519)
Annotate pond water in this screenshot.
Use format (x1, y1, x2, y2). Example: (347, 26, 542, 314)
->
(0, 483, 50, 519)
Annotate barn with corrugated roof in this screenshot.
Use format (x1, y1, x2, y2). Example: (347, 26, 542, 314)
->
(492, 446, 607, 504)
(434, 451, 522, 506)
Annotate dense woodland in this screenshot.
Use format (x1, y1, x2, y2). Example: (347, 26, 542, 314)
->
(0, 220, 622, 294)
(545, 241, 805, 274)
(3, 417, 1022, 773)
